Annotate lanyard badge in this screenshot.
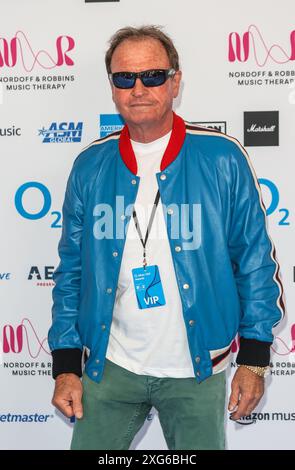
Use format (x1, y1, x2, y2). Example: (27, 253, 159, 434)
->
(131, 190, 166, 309)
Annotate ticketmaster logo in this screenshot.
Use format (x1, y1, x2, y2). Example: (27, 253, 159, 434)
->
(0, 413, 53, 423)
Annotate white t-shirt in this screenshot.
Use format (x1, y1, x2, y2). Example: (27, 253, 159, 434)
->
(105, 130, 195, 377)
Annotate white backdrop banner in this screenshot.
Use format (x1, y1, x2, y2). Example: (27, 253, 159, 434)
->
(0, 0, 294, 450)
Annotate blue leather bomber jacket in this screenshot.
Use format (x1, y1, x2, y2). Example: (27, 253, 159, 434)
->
(48, 113, 285, 383)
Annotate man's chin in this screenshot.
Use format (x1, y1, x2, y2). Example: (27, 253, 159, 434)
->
(125, 112, 158, 126)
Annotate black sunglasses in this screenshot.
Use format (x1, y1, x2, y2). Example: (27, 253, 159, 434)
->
(109, 68, 176, 89)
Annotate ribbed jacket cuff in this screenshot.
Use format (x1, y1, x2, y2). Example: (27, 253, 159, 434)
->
(236, 337, 272, 367)
(51, 348, 83, 379)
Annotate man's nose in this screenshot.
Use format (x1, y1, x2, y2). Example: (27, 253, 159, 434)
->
(131, 77, 148, 96)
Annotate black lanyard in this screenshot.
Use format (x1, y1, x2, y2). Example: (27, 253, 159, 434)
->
(132, 190, 160, 269)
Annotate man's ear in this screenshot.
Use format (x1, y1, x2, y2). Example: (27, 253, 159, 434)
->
(172, 70, 182, 98)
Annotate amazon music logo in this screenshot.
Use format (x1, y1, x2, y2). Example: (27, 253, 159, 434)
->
(228, 24, 295, 66)
(233, 411, 295, 426)
(0, 126, 21, 137)
(0, 31, 75, 71)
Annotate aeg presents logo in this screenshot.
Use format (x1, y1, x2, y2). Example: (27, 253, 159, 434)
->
(0, 31, 75, 71)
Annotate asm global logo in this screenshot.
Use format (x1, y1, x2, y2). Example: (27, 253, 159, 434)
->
(38, 122, 83, 143)
(0, 413, 54, 423)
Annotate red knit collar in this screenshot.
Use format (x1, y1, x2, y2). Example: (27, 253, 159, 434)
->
(118, 112, 186, 175)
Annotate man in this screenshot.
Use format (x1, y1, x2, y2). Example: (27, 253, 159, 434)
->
(48, 25, 284, 450)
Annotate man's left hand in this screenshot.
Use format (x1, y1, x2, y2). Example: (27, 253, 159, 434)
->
(228, 366, 265, 420)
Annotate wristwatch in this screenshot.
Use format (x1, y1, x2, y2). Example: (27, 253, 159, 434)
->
(239, 365, 270, 378)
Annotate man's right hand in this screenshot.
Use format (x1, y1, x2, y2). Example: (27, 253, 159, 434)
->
(52, 373, 83, 419)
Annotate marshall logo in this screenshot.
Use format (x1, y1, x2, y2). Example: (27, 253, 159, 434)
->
(244, 111, 279, 146)
(247, 124, 276, 133)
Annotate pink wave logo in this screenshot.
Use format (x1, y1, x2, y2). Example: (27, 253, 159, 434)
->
(231, 324, 295, 356)
(228, 24, 295, 66)
(0, 30, 75, 71)
(2, 318, 50, 358)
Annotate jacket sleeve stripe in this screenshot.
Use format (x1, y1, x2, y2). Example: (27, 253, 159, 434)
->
(222, 133, 285, 325)
(185, 125, 285, 326)
(228, 136, 285, 326)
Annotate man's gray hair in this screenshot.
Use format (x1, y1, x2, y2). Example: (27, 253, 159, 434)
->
(105, 25, 180, 74)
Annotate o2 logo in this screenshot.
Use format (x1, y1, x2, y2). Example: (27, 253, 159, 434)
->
(15, 182, 61, 228)
(258, 178, 290, 226)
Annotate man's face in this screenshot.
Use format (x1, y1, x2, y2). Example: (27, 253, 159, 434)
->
(109, 38, 182, 128)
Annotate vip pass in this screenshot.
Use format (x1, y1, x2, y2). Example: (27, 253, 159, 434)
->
(131, 190, 166, 310)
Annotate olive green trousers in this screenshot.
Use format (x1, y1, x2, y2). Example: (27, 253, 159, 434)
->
(71, 358, 226, 450)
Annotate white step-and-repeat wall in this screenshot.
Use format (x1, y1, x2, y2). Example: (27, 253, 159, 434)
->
(0, 0, 294, 450)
